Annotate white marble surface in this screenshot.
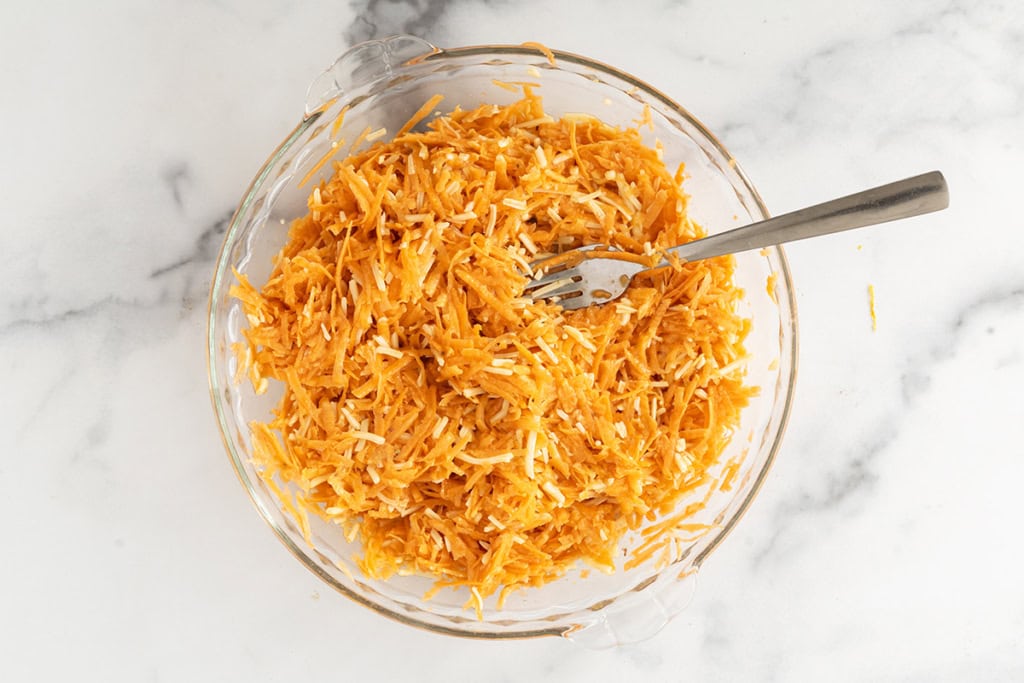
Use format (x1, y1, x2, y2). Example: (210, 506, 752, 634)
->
(2, 0, 1022, 680)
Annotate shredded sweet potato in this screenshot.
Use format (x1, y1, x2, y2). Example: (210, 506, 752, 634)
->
(231, 89, 753, 611)
(521, 41, 557, 67)
(868, 284, 878, 331)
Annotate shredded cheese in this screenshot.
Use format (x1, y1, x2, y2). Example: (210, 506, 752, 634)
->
(231, 89, 753, 610)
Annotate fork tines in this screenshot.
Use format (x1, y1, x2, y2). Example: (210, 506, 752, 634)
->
(524, 273, 583, 300)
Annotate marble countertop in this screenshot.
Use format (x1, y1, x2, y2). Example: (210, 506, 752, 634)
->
(3, 0, 1022, 680)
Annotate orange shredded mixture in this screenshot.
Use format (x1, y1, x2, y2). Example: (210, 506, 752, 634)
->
(232, 89, 754, 609)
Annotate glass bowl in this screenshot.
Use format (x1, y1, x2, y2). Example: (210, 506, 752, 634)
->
(207, 36, 797, 647)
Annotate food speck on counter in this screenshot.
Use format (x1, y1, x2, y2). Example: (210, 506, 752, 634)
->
(868, 284, 878, 331)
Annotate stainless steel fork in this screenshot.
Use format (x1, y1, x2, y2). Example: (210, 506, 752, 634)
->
(524, 171, 949, 309)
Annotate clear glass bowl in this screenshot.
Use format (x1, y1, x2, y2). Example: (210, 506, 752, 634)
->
(207, 36, 797, 647)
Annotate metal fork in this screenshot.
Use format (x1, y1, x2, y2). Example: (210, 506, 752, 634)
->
(524, 171, 949, 309)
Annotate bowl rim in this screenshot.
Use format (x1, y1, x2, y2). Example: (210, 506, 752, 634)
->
(207, 41, 798, 641)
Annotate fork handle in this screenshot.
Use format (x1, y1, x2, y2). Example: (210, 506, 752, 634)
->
(664, 171, 949, 264)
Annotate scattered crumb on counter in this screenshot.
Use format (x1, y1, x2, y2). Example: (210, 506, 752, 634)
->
(868, 284, 878, 331)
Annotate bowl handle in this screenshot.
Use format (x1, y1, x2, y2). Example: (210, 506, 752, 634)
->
(562, 568, 700, 649)
(304, 35, 441, 118)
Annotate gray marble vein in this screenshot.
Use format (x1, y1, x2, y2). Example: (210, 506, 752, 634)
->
(161, 162, 191, 211)
(346, 0, 453, 44)
(753, 280, 1024, 568)
(149, 208, 234, 280)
